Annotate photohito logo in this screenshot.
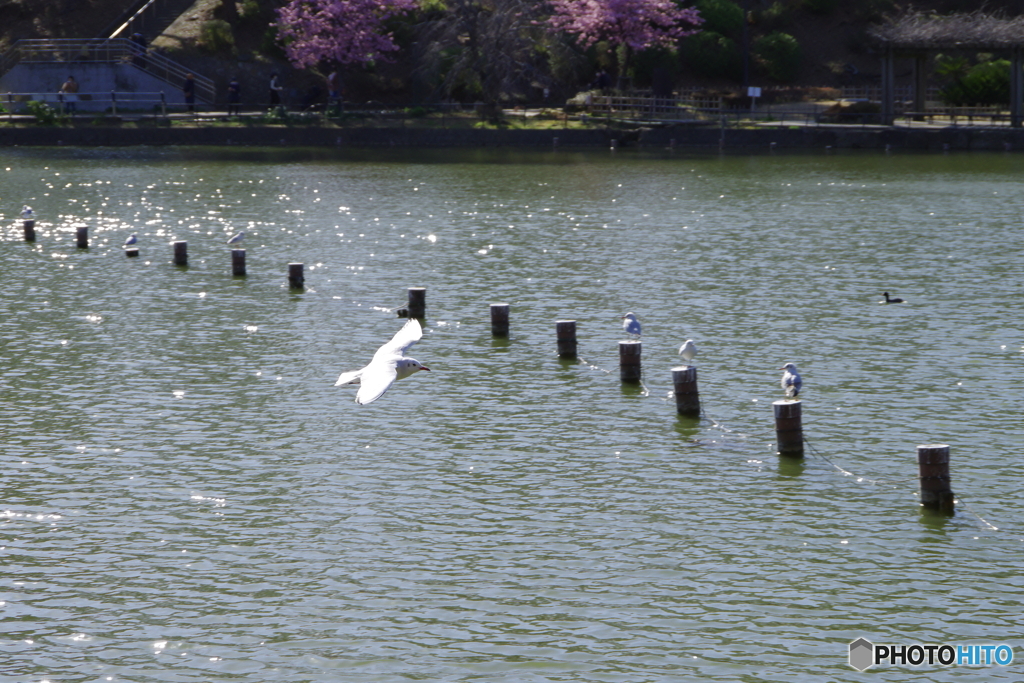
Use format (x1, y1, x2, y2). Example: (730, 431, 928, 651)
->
(849, 638, 1014, 671)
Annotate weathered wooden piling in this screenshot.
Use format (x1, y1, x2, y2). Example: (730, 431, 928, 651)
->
(490, 303, 509, 337)
(773, 400, 804, 457)
(288, 262, 304, 289)
(76, 226, 89, 249)
(556, 320, 577, 359)
(671, 366, 701, 417)
(553, 136, 559, 148)
(918, 444, 955, 513)
(619, 340, 642, 382)
(23, 219, 35, 242)
(407, 287, 426, 318)
(125, 247, 139, 258)
(610, 139, 619, 150)
(173, 240, 188, 266)
(232, 249, 246, 276)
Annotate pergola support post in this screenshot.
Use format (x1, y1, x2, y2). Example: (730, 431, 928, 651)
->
(881, 47, 895, 126)
(1012, 48, 1023, 128)
(913, 54, 926, 121)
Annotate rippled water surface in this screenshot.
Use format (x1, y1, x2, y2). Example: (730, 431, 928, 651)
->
(0, 147, 1022, 682)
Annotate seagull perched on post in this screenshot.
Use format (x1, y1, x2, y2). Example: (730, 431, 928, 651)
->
(21, 205, 34, 220)
(678, 339, 698, 363)
(621, 312, 642, 338)
(123, 233, 138, 248)
(334, 318, 431, 405)
(780, 363, 802, 398)
(227, 230, 245, 246)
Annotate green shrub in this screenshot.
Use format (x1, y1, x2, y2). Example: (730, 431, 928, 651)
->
(239, 0, 262, 20)
(682, 31, 742, 81)
(26, 100, 61, 125)
(695, 0, 744, 37)
(753, 31, 800, 82)
(941, 60, 1010, 106)
(758, 2, 792, 31)
(198, 19, 234, 53)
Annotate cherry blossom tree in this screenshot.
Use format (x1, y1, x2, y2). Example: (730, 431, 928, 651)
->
(275, 0, 419, 68)
(547, 0, 702, 51)
(547, 0, 702, 88)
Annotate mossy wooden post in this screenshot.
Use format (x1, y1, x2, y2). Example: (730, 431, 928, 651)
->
(773, 400, 804, 457)
(490, 303, 509, 337)
(23, 219, 35, 242)
(918, 444, 955, 513)
(407, 287, 426, 318)
(672, 366, 700, 417)
(619, 341, 641, 383)
(288, 263, 304, 289)
(232, 249, 246, 277)
(76, 226, 89, 249)
(173, 240, 188, 266)
(556, 320, 577, 359)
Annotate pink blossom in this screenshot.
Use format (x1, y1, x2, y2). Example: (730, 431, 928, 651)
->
(275, 0, 419, 68)
(547, 0, 702, 51)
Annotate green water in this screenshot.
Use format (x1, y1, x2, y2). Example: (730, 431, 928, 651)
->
(0, 147, 1021, 682)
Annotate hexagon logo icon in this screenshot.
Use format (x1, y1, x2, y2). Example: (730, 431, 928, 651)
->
(849, 638, 874, 671)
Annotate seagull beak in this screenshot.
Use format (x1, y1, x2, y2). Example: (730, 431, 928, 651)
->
(420, 366, 431, 371)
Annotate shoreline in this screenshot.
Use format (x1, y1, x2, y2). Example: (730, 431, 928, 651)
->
(1, 124, 1023, 151)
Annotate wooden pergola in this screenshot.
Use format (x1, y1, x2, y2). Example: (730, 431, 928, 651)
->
(870, 12, 1024, 126)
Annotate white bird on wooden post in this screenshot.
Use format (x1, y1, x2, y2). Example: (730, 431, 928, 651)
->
(334, 318, 431, 405)
(780, 362, 802, 398)
(678, 339, 698, 363)
(21, 205, 34, 220)
(621, 312, 642, 338)
(227, 230, 245, 245)
(123, 233, 138, 248)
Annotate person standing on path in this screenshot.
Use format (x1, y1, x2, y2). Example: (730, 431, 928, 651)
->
(227, 76, 241, 116)
(182, 73, 195, 114)
(269, 72, 283, 110)
(61, 75, 79, 114)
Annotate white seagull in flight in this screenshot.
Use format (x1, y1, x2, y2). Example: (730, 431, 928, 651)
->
(334, 318, 431, 404)
(621, 312, 642, 338)
(780, 363, 802, 398)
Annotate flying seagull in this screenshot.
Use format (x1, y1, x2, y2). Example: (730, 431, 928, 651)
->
(780, 363, 802, 398)
(621, 312, 642, 338)
(334, 318, 431, 405)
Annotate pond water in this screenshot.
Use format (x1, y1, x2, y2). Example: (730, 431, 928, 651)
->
(0, 147, 1021, 682)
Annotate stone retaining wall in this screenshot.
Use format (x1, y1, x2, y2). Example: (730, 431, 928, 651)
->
(2, 124, 1023, 151)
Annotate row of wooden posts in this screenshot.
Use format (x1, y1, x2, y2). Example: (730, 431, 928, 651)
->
(493, 297, 955, 515)
(18, 218, 956, 515)
(21, 219, 308, 289)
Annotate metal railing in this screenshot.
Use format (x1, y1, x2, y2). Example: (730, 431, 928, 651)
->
(0, 39, 214, 104)
(3, 91, 172, 117)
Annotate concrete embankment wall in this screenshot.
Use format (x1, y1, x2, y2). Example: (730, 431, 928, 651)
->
(2, 124, 1024, 150)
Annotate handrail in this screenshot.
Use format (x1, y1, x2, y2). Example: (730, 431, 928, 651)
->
(0, 39, 214, 104)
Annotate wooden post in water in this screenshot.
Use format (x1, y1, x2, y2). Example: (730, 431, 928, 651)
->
(288, 263, 304, 289)
(173, 240, 188, 266)
(125, 247, 139, 258)
(407, 287, 426, 318)
(556, 320, 577, 359)
(232, 249, 246, 276)
(23, 219, 35, 242)
(672, 366, 700, 417)
(773, 400, 804, 457)
(76, 226, 89, 249)
(918, 444, 955, 513)
(490, 303, 509, 337)
(619, 340, 642, 382)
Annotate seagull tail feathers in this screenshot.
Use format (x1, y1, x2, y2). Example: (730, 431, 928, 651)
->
(334, 369, 363, 386)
